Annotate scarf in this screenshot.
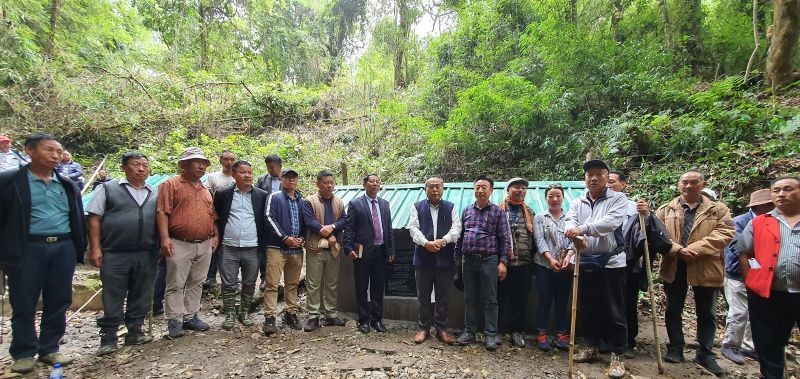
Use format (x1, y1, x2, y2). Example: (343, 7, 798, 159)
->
(501, 197, 533, 234)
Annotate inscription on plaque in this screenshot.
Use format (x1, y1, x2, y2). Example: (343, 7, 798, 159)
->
(385, 249, 416, 297)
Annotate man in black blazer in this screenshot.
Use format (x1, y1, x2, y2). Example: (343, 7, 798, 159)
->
(213, 161, 268, 330)
(343, 174, 396, 333)
(0, 133, 87, 374)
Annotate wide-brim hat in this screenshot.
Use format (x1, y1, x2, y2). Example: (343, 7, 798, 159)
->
(505, 177, 529, 192)
(747, 189, 772, 207)
(583, 159, 610, 172)
(178, 147, 210, 164)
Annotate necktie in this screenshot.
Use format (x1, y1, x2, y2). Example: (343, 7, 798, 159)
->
(371, 199, 383, 244)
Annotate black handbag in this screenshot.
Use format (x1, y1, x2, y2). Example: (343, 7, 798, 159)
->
(579, 252, 613, 273)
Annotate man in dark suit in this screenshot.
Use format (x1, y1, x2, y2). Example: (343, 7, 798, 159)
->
(255, 154, 282, 290)
(344, 174, 396, 333)
(213, 161, 268, 330)
(0, 133, 87, 374)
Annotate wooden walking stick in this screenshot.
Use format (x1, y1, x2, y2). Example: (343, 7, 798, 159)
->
(567, 236, 584, 379)
(639, 213, 665, 374)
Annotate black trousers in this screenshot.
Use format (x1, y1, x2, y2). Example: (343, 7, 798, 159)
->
(97, 251, 158, 331)
(415, 268, 454, 332)
(153, 255, 166, 313)
(664, 261, 719, 358)
(7, 240, 76, 360)
(353, 246, 387, 324)
(624, 261, 642, 347)
(205, 246, 221, 282)
(579, 266, 628, 354)
(748, 290, 800, 379)
(498, 264, 532, 334)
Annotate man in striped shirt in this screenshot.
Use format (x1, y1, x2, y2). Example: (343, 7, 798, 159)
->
(454, 175, 510, 351)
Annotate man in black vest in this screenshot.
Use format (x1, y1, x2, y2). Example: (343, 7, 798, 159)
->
(0, 133, 87, 374)
(343, 174, 396, 334)
(408, 177, 461, 344)
(87, 152, 158, 356)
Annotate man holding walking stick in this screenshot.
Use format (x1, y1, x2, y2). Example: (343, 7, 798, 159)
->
(564, 160, 629, 379)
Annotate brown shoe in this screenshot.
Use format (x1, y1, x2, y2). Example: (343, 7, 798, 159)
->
(574, 347, 599, 363)
(414, 329, 429, 344)
(435, 330, 455, 345)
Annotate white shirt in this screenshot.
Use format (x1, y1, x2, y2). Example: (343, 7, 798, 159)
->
(0, 150, 22, 172)
(86, 179, 154, 216)
(408, 201, 462, 247)
(206, 171, 236, 195)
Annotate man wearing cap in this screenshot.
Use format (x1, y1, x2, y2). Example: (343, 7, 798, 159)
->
(498, 177, 535, 348)
(454, 175, 511, 351)
(408, 177, 461, 345)
(564, 160, 628, 378)
(650, 170, 734, 376)
(0, 133, 87, 373)
(720, 189, 773, 364)
(156, 147, 219, 339)
(343, 174, 396, 334)
(0, 135, 29, 172)
(262, 168, 306, 335)
(87, 152, 158, 356)
(203, 150, 238, 292)
(301, 170, 349, 332)
(737, 176, 800, 379)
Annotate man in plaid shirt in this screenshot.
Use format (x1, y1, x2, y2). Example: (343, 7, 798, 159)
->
(454, 175, 511, 351)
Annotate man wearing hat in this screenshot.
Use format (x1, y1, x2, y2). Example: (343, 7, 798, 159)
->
(0, 134, 29, 172)
(498, 177, 535, 348)
(651, 170, 734, 376)
(343, 174, 396, 334)
(156, 147, 218, 339)
(301, 170, 349, 332)
(564, 160, 629, 378)
(720, 188, 773, 364)
(262, 168, 306, 335)
(408, 177, 461, 345)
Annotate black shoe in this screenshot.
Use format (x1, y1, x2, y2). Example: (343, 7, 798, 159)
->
(598, 340, 611, 354)
(357, 322, 370, 334)
(282, 313, 302, 330)
(664, 348, 685, 363)
(96, 329, 118, 356)
(202, 278, 215, 290)
(304, 318, 319, 332)
(263, 316, 278, 335)
(694, 355, 725, 377)
(370, 320, 386, 333)
(485, 335, 500, 351)
(124, 326, 154, 346)
(152, 305, 164, 317)
(323, 317, 347, 326)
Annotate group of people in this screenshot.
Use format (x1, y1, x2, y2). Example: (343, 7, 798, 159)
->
(0, 133, 797, 379)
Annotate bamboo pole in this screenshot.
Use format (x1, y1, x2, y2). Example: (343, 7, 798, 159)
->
(567, 237, 583, 379)
(639, 213, 665, 374)
(81, 155, 108, 196)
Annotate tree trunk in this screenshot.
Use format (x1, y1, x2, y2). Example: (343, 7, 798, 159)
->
(44, 0, 61, 59)
(198, 1, 209, 70)
(569, 0, 577, 22)
(674, 0, 705, 67)
(767, 0, 800, 91)
(744, 0, 761, 82)
(657, 0, 673, 50)
(394, 0, 412, 89)
(611, 0, 624, 43)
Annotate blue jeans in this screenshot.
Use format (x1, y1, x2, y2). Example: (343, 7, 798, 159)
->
(7, 240, 76, 359)
(462, 254, 499, 337)
(535, 264, 572, 333)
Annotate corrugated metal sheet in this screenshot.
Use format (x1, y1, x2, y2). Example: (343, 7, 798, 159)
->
(333, 181, 587, 229)
(83, 177, 587, 228)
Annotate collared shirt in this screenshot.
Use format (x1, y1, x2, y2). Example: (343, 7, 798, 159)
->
(0, 150, 22, 172)
(737, 209, 800, 293)
(157, 175, 216, 240)
(408, 201, 462, 247)
(58, 160, 84, 187)
(282, 192, 304, 254)
(533, 210, 574, 268)
(365, 195, 385, 246)
(206, 171, 236, 195)
(86, 178, 154, 215)
(270, 176, 281, 193)
(222, 186, 258, 248)
(28, 169, 71, 235)
(679, 199, 700, 247)
(455, 202, 511, 263)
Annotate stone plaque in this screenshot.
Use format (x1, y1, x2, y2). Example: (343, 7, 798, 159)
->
(385, 249, 416, 297)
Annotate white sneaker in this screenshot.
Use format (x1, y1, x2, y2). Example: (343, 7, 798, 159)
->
(608, 353, 626, 378)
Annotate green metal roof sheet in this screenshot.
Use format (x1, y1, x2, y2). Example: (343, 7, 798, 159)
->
(83, 177, 587, 229)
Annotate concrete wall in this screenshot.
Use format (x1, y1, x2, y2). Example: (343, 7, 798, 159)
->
(337, 229, 565, 333)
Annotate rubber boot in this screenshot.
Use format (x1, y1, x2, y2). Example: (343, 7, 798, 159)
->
(221, 289, 237, 330)
(238, 284, 255, 326)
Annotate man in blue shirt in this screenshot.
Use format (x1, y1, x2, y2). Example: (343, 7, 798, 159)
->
(0, 133, 87, 374)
